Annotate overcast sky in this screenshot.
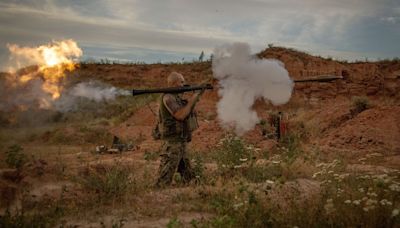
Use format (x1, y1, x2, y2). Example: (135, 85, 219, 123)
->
(1, 0, 399, 70)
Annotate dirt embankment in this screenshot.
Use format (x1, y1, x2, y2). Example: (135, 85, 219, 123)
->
(2, 46, 399, 156)
(259, 47, 400, 100)
(320, 105, 400, 156)
(79, 47, 400, 156)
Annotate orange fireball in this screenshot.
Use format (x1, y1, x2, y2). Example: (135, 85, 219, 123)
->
(7, 39, 82, 101)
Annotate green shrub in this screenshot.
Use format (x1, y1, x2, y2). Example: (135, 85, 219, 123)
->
(242, 163, 283, 183)
(279, 132, 302, 163)
(0, 204, 64, 228)
(81, 163, 134, 200)
(5, 144, 27, 169)
(166, 217, 183, 228)
(191, 152, 205, 182)
(143, 151, 159, 161)
(351, 96, 370, 115)
(214, 135, 251, 173)
(204, 189, 273, 228)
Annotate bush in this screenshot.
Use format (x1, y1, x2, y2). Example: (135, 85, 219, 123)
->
(242, 163, 283, 183)
(351, 96, 370, 116)
(279, 132, 303, 163)
(191, 152, 206, 183)
(214, 134, 251, 173)
(200, 189, 273, 228)
(0, 208, 64, 228)
(81, 163, 134, 200)
(166, 217, 183, 228)
(5, 144, 27, 169)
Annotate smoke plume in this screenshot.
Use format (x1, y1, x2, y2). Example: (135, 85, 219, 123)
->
(69, 81, 130, 102)
(212, 42, 294, 134)
(0, 40, 130, 113)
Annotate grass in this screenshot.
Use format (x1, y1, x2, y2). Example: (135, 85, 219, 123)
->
(213, 134, 251, 174)
(78, 161, 136, 201)
(2, 132, 399, 227)
(1, 75, 398, 226)
(0, 207, 65, 228)
(0, 93, 158, 148)
(5, 144, 27, 169)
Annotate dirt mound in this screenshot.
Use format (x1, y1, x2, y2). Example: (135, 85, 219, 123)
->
(321, 106, 400, 156)
(259, 47, 400, 99)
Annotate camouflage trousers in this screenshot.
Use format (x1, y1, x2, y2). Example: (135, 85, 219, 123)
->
(156, 140, 195, 187)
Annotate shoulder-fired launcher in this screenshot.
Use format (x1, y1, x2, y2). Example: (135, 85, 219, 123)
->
(132, 84, 213, 96)
(293, 75, 343, 83)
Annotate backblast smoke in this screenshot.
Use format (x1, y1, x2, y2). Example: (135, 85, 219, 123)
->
(212, 42, 294, 135)
(54, 81, 131, 112)
(0, 40, 130, 113)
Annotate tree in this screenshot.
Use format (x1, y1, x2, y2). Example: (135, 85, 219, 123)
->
(198, 51, 204, 62)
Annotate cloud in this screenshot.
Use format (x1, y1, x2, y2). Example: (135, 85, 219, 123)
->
(381, 17, 399, 24)
(0, 0, 399, 70)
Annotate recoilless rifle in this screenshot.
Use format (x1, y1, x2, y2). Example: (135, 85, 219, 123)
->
(131, 75, 342, 96)
(132, 84, 213, 96)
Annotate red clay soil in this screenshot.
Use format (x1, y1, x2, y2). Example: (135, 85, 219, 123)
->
(100, 47, 399, 157)
(2, 47, 399, 156)
(320, 106, 400, 155)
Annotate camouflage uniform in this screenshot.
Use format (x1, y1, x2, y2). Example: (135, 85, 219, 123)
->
(155, 93, 195, 187)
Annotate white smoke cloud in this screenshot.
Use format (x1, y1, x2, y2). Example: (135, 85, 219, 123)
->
(212, 42, 294, 134)
(53, 80, 131, 112)
(69, 81, 130, 102)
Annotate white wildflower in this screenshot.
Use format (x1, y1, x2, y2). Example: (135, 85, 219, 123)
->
(340, 173, 350, 179)
(392, 209, 399, 217)
(366, 199, 377, 206)
(389, 184, 400, 192)
(239, 158, 248, 162)
(233, 202, 244, 210)
(353, 200, 361, 205)
(367, 192, 378, 197)
(358, 188, 365, 193)
(246, 145, 254, 150)
(312, 171, 322, 179)
(344, 200, 351, 204)
(324, 199, 335, 214)
(266, 180, 275, 185)
(380, 199, 393, 206)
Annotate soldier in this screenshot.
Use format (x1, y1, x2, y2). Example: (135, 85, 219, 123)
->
(155, 72, 204, 187)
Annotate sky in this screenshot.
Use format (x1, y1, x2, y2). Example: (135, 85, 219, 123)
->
(0, 0, 399, 70)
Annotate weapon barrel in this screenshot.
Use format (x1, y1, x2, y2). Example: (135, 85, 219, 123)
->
(293, 75, 343, 83)
(132, 84, 213, 96)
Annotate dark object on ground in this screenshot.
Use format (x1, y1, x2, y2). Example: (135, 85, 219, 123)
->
(95, 136, 134, 154)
